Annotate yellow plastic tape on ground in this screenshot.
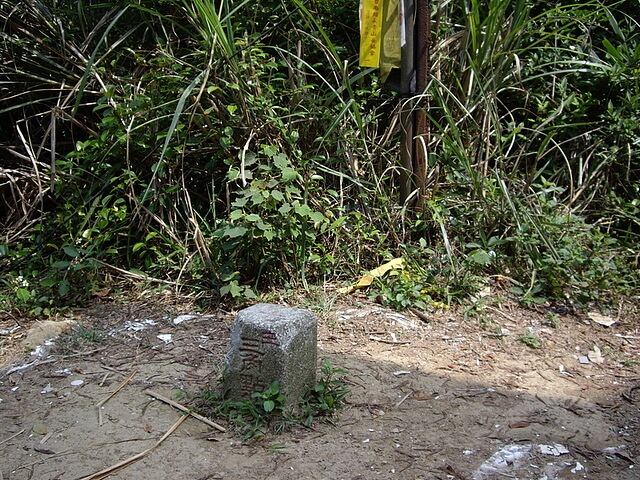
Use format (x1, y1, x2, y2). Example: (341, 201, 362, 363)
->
(339, 257, 404, 294)
(360, 0, 383, 67)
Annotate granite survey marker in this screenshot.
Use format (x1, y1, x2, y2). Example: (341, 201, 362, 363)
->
(224, 304, 317, 408)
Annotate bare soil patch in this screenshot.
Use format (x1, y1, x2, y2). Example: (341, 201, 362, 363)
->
(1, 294, 639, 479)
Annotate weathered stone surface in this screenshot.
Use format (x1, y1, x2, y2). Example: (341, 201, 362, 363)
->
(224, 304, 317, 408)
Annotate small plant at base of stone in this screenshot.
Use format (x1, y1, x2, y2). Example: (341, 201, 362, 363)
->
(192, 388, 279, 439)
(189, 359, 350, 439)
(300, 358, 350, 427)
(252, 381, 286, 415)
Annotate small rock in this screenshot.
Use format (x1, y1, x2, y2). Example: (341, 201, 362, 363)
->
(32, 423, 48, 435)
(23, 320, 76, 350)
(539, 443, 570, 456)
(172, 314, 197, 325)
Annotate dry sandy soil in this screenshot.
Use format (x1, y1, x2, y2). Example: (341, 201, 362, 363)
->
(1, 291, 639, 480)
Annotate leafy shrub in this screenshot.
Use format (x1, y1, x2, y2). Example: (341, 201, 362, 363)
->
(213, 145, 332, 296)
(1, 0, 638, 313)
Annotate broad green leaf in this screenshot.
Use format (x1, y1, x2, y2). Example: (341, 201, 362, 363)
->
(220, 281, 242, 297)
(294, 203, 312, 216)
(232, 196, 248, 208)
(468, 249, 492, 265)
(330, 216, 347, 229)
(273, 153, 289, 169)
(63, 246, 79, 258)
(229, 209, 244, 220)
(226, 168, 240, 181)
(270, 190, 285, 202)
(262, 145, 279, 157)
(309, 211, 326, 223)
(58, 279, 70, 297)
(281, 167, 298, 183)
(256, 220, 270, 231)
(278, 203, 292, 214)
(224, 226, 248, 238)
(243, 151, 257, 166)
(285, 185, 301, 195)
(251, 191, 265, 204)
(16, 288, 31, 302)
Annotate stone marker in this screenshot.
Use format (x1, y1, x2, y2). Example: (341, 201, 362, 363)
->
(224, 303, 317, 409)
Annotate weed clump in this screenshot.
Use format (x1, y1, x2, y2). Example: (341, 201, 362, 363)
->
(187, 359, 350, 439)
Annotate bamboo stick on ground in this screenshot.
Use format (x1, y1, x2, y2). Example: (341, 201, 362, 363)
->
(95, 370, 137, 426)
(0, 429, 25, 446)
(144, 389, 226, 432)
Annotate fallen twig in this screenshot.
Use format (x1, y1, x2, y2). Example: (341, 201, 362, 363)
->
(368, 335, 410, 345)
(62, 347, 108, 358)
(0, 429, 25, 445)
(1, 358, 58, 378)
(78, 414, 187, 480)
(622, 385, 640, 403)
(483, 305, 517, 323)
(394, 391, 413, 409)
(408, 307, 430, 323)
(144, 389, 226, 432)
(96, 370, 137, 426)
(92, 437, 149, 446)
(99, 372, 110, 387)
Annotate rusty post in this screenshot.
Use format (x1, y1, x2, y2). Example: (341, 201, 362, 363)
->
(414, 0, 431, 211)
(399, 0, 430, 209)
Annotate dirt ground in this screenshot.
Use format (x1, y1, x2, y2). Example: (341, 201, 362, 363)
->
(1, 291, 639, 480)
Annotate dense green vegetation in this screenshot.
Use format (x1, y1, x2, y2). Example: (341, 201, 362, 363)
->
(1, 0, 638, 315)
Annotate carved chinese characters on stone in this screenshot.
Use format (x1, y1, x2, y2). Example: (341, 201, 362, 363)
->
(261, 331, 279, 347)
(236, 332, 280, 395)
(239, 337, 263, 369)
(224, 304, 317, 408)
